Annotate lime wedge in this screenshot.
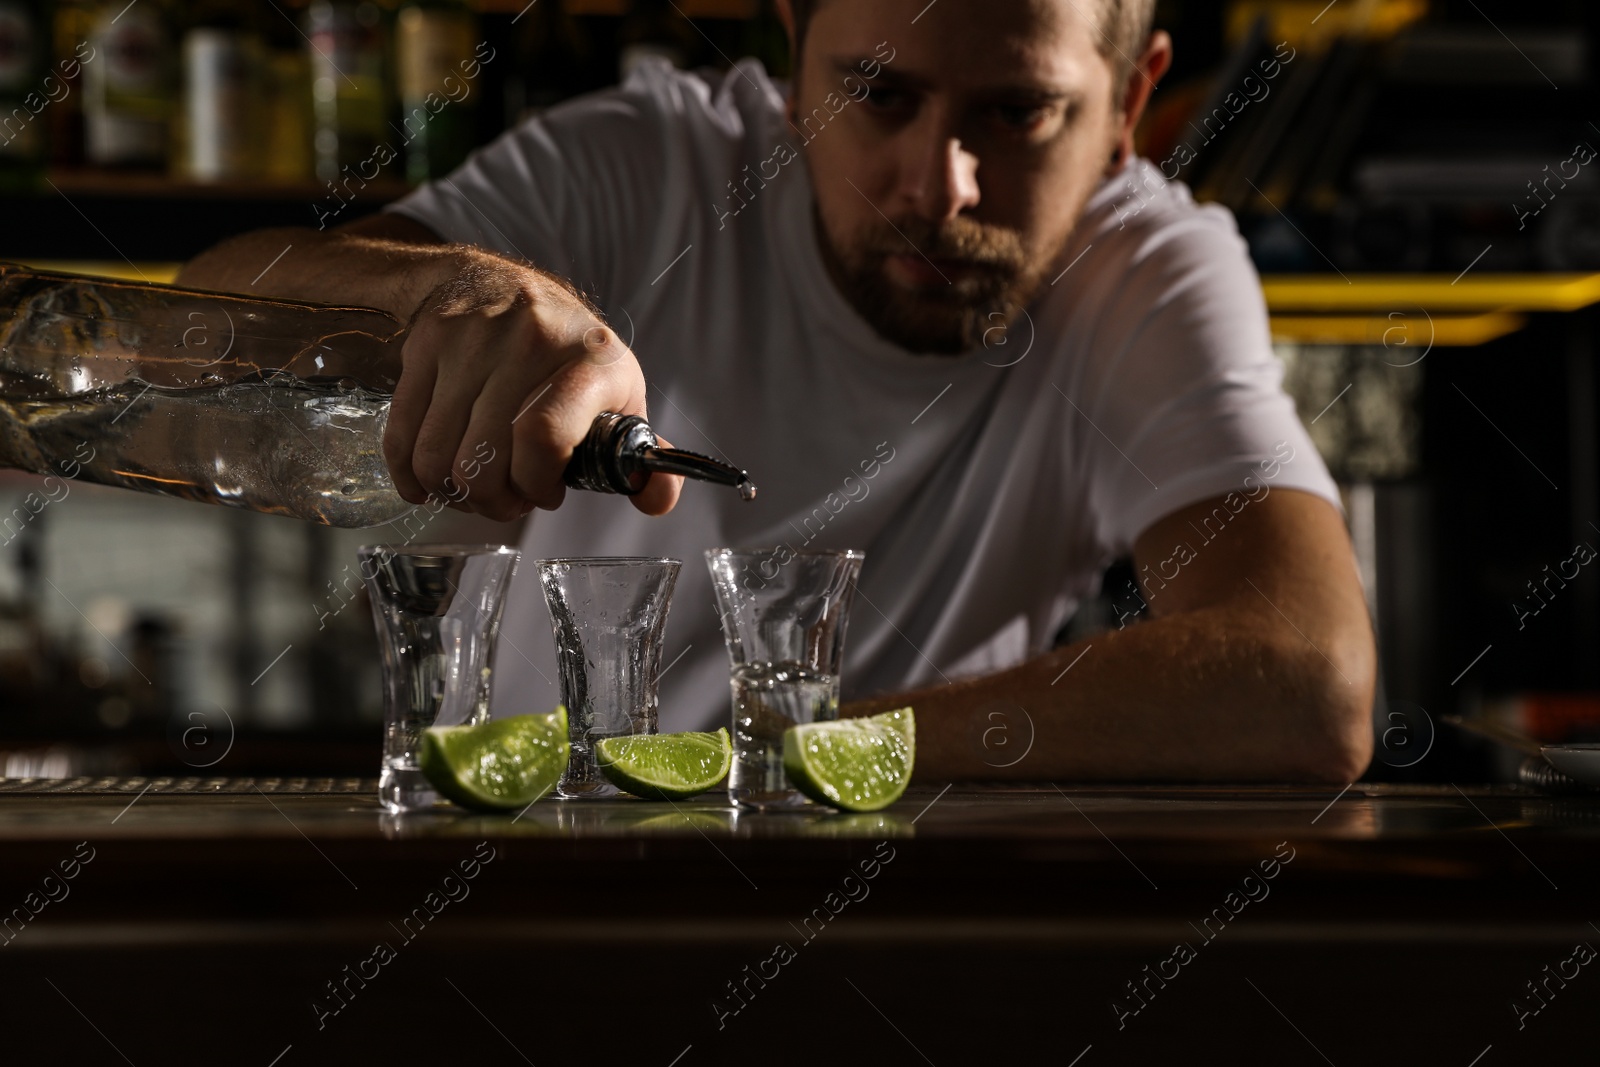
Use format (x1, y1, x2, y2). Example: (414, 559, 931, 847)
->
(783, 708, 915, 812)
(595, 729, 733, 800)
(419, 707, 569, 813)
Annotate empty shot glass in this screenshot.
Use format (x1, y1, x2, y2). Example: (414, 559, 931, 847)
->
(705, 548, 865, 811)
(537, 557, 681, 798)
(360, 543, 521, 814)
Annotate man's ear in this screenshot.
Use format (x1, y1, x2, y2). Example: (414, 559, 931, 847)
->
(1109, 30, 1172, 173)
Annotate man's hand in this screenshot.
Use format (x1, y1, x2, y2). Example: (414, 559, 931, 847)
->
(389, 258, 678, 521)
(845, 488, 1377, 784)
(175, 215, 681, 521)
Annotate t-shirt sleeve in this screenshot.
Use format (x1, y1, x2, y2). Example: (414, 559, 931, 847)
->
(383, 60, 733, 306)
(1075, 201, 1340, 557)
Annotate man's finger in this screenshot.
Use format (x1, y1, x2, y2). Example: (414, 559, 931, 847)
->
(384, 325, 442, 504)
(509, 356, 643, 509)
(451, 365, 529, 521)
(631, 433, 682, 516)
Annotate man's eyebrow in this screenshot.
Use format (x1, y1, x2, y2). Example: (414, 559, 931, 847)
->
(827, 57, 921, 84)
(977, 86, 1080, 104)
(824, 59, 1079, 103)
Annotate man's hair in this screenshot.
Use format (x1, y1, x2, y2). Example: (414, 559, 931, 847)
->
(787, 0, 1157, 108)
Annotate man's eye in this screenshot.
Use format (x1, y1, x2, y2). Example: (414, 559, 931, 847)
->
(863, 89, 911, 112)
(994, 104, 1051, 130)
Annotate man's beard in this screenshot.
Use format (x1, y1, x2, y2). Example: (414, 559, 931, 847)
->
(819, 212, 1046, 355)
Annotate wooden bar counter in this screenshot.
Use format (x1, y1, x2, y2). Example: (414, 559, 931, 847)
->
(0, 778, 1595, 1064)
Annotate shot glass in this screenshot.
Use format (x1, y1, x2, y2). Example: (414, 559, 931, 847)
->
(537, 557, 681, 798)
(705, 548, 865, 811)
(360, 543, 521, 814)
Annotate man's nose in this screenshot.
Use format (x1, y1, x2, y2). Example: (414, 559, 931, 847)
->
(900, 130, 980, 223)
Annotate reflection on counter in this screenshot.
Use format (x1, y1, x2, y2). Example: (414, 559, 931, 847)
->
(375, 799, 913, 841)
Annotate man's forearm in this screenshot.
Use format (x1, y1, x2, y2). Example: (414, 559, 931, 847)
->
(174, 224, 468, 322)
(845, 606, 1374, 784)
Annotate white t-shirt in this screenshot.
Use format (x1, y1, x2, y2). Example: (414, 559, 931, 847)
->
(386, 59, 1340, 732)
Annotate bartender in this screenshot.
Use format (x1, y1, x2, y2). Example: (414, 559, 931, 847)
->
(178, 0, 1375, 783)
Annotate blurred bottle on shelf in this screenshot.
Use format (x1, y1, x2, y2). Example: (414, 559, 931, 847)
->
(250, 44, 311, 184)
(395, 0, 478, 183)
(253, 1, 313, 184)
(617, 0, 697, 83)
(0, 0, 49, 190)
(84, 0, 174, 169)
(305, 0, 390, 185)
(180, 1, 265, 181)
(48, 0, 93, 169)
(260, 46, 312, 183)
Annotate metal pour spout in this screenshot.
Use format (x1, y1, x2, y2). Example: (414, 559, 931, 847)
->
(638, 444, 756, 500)
(563, 412, 757, 500)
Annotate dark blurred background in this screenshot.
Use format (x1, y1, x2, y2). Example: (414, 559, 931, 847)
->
(0, 0, 1595, 782)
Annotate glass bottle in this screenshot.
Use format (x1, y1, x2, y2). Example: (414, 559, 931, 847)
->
(0, 0, 49, 191)
(259, 9, 313, 184)
(83, 0, 174, 169)
(0, 262, 406, 526)
(48, 0, 93, 169)
(0, 264, 754, 528)
(180, 0, 265, 182)
(305, 0, 390, 186)
(394, 0, 478, 184)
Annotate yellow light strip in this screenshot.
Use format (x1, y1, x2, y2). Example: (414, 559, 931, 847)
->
(1226, 0, 1428, 47)
(1270, 311, 1527, 348)
(16, 260, 183, 284)
(1262, 273, 1600, 313)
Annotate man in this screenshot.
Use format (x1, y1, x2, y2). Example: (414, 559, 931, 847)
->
(179, 0, 1375, 783)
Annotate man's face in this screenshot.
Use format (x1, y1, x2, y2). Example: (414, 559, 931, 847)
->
(793, 0, 1126, 354)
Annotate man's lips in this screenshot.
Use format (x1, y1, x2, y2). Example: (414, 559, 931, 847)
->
(886, 252, 978, 288)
